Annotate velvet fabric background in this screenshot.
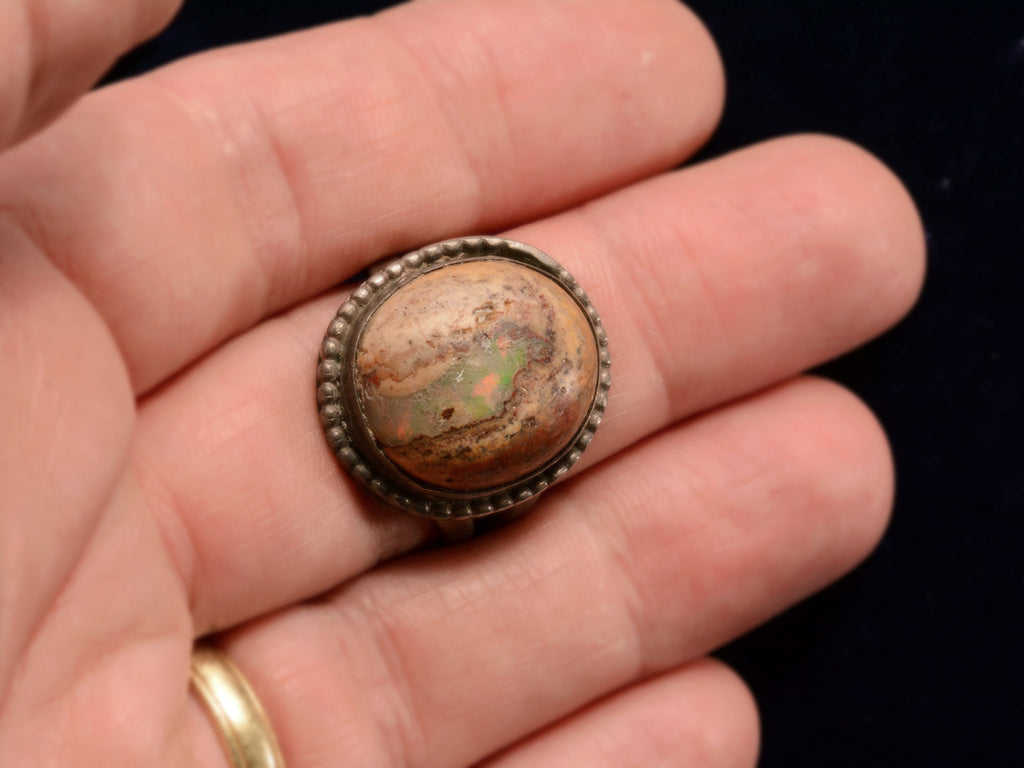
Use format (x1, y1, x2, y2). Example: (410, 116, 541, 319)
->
(105, 2, 1023, 765)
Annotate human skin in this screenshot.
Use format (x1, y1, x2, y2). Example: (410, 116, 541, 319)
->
(0, 1, 924, 766)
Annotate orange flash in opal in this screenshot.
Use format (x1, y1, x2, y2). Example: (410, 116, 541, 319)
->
(473, 372, 500, 399)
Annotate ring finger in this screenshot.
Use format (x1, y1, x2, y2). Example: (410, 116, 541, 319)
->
(200, 375, 891, 767)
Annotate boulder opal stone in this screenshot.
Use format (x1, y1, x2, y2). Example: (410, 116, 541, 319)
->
(354, 260, 599, 491)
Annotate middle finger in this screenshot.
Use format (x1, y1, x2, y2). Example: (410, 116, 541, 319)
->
(136, 134, 924, 633)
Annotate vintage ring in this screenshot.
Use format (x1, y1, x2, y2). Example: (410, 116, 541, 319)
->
(317, 237, 610, 535)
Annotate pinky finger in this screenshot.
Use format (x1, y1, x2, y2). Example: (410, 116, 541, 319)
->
(480, 659, 759, 768)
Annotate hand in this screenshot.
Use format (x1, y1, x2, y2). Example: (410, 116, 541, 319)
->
(0, 0, 924, 765)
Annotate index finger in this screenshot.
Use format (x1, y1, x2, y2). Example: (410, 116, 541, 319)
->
(0, 0, 724, 393)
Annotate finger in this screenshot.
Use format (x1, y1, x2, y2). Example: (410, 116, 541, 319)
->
(0, 0, 181, 148)
(0, 222, 134, 696)
(137, 134, 924, 633)
(513, 133, 926, 441)
(0, 0, 723, 393)
(0, 469, 194, 766)
(482, 659, 758, 768)
(214, 377, 891, 767)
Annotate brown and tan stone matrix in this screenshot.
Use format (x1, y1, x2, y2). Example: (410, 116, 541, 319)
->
(355, 260, 599, 490)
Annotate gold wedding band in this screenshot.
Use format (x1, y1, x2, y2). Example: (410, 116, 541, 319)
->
(190, 643, 286, 768)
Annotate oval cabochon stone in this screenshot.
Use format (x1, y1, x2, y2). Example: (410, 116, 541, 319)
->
(354, 260, 599, 491)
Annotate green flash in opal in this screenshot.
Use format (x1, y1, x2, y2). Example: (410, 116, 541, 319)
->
(361, 325, 548, 445)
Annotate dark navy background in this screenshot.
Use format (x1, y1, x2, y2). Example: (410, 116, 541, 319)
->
(105, 2, 1023, 765)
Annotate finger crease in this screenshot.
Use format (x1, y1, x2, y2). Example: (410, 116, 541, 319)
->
(344, 597, 431, 768)
(371, 15, 489, 229)
(131, 447, 202, 629)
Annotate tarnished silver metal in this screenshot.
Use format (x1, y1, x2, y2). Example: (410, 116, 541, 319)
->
(317, 236, 610, 531)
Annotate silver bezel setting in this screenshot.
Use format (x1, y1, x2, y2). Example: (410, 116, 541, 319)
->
(317, 236, 611, 520)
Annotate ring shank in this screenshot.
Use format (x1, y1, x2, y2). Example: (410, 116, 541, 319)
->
(190, 644, 286, 768)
